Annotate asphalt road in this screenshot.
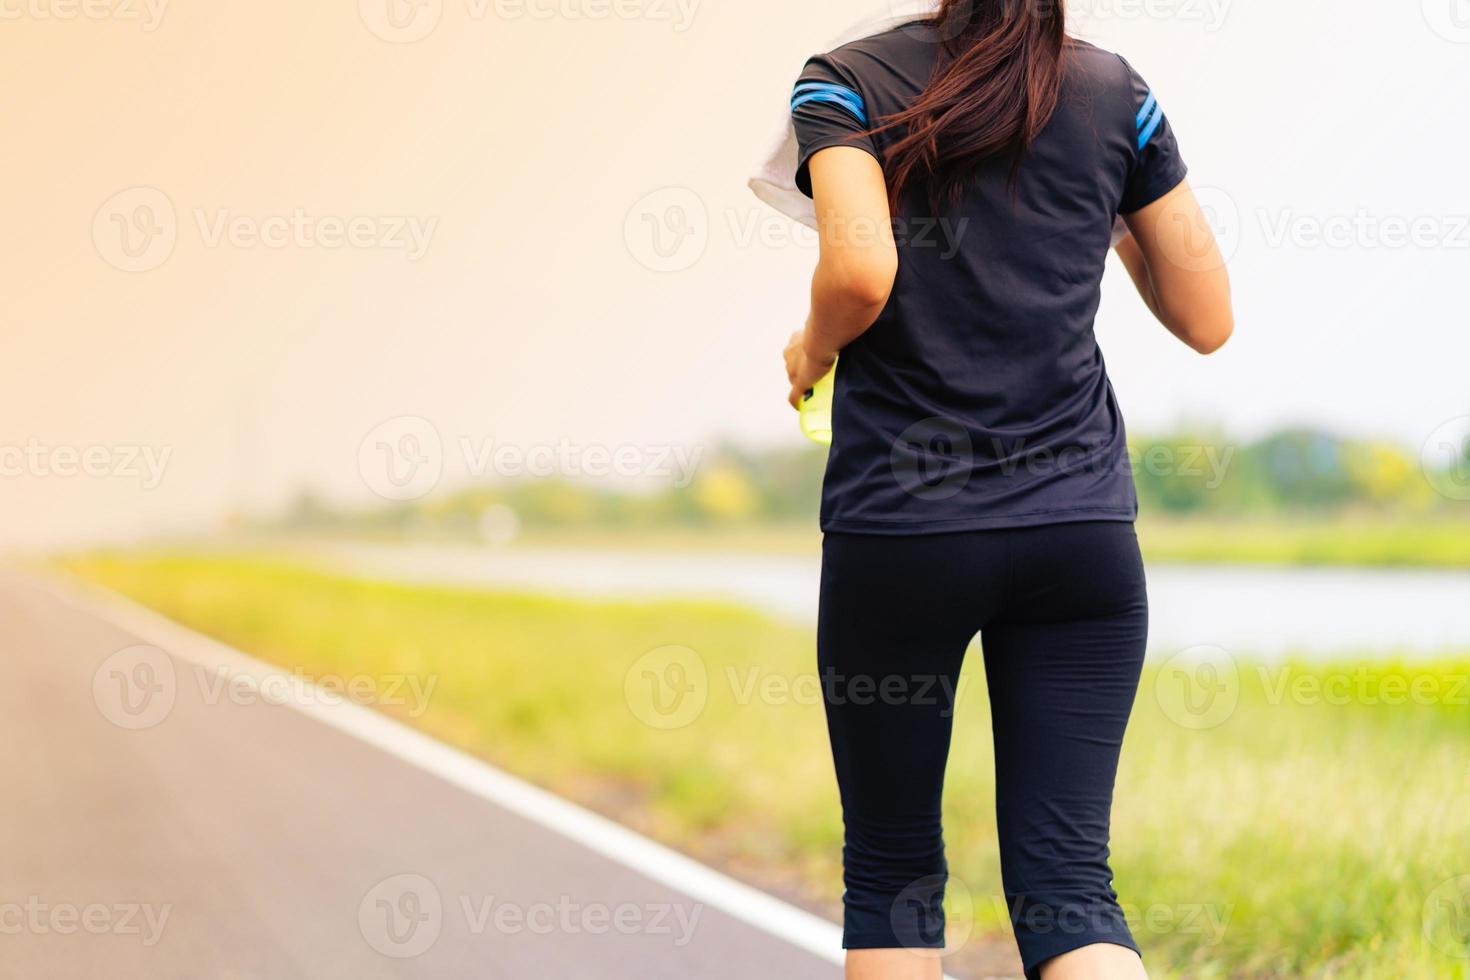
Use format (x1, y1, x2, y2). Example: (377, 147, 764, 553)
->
(0, 572, 844, 979)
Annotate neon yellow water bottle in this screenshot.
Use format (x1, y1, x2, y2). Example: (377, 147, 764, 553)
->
(800, 360, 836, 446)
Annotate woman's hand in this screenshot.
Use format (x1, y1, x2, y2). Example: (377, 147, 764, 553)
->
(785, 330, 837, 409)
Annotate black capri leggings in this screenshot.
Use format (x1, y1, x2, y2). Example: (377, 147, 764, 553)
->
(818, 521, 1149, 979)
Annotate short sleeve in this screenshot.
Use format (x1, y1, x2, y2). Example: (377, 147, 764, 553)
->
(1118, 58, 1189, 214)
(791, 54, 880, 198)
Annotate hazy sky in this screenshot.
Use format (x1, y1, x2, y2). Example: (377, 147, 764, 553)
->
(3, 0, 1467, 547)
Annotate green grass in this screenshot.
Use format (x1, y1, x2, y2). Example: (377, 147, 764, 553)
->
(57, 552, 1470, 979)
(1136, 516, 1470, 569)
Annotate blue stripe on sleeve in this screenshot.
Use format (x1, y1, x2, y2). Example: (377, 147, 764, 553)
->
(792, 81, 866, 110)
(1135, 90, 1157, 129)
(1137, 103, 1165, 150)
(791, 87, 868, 126)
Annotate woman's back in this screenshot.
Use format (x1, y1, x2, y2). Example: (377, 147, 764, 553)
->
(785, 13, 1230, 979)
(792, 31, 1188, 532)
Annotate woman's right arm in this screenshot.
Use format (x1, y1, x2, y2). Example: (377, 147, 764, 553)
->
(1118, 179, 1234, 354)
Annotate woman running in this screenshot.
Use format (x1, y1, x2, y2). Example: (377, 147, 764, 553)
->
(782, 3, 1233, 979)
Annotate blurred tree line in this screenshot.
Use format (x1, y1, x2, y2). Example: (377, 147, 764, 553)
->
(279, 427, 1469, 537)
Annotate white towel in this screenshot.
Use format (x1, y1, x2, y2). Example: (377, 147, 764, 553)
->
(748, 8, 1130, 244)
(747, 4, 932, 230)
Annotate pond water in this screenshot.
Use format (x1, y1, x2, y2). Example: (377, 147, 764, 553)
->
(304, 542, 1470, 660)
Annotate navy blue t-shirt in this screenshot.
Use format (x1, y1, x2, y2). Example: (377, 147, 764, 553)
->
(792, 30, 1188, 534)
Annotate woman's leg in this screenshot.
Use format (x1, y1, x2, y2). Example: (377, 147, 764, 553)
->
(979, 522, 1150, 980)
(845, 948, 943, 980)
(1039, 942, 1148, 979)
(818, 533, 1002, 977)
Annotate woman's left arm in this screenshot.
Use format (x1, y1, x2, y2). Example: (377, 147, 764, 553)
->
(784, 146, 898, 408)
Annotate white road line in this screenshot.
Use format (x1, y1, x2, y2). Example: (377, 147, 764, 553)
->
(43, 571, 966, 977)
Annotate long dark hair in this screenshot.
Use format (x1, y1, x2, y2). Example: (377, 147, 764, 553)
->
(875, 0, 1069, 211)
